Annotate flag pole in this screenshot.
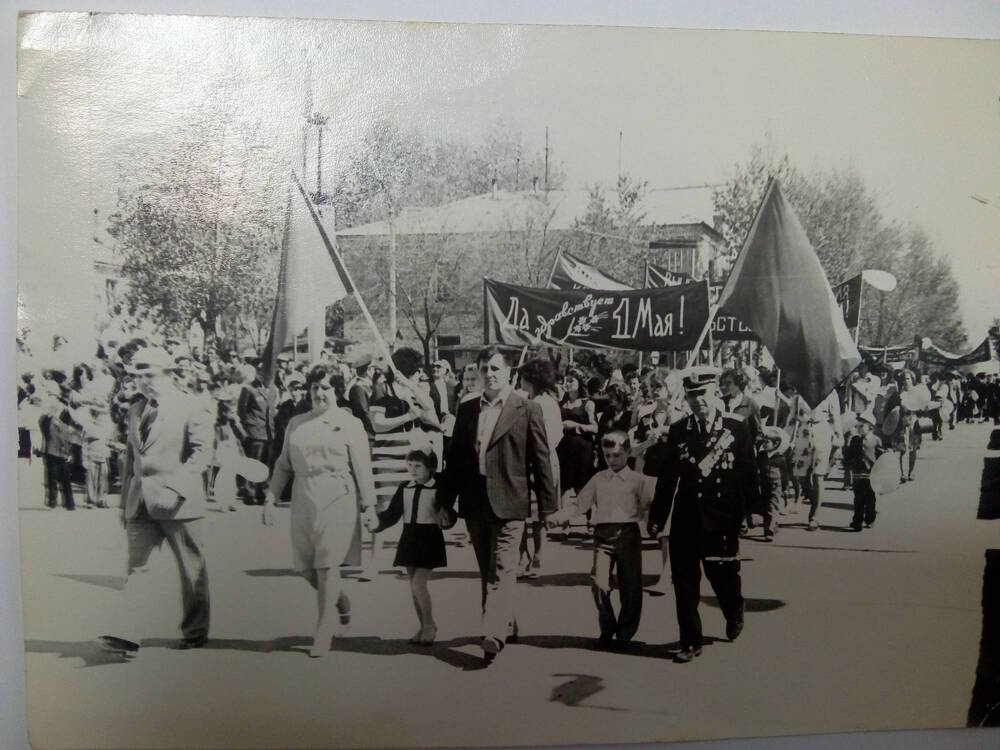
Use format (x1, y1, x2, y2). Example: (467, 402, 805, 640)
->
(771, 367, 781, 426)
(854, 277, 865, 346)
(545, 247, 563, 289)
(289, 171, 429, 405)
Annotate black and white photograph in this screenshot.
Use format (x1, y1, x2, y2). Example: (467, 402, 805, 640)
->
(8, 4, 1000, 749)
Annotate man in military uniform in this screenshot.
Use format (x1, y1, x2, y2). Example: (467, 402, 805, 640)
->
(647, 367, 760, 663)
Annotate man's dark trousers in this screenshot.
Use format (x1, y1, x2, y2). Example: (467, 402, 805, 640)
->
(669, 524, 742, 649)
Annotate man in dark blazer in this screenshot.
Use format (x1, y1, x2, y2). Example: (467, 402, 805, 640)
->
(647, 367, 760, 663)
(99, 346, 213, 656)
(437, 346, 557, 663)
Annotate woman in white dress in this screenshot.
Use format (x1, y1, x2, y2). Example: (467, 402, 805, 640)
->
(262, 365, 378, 658)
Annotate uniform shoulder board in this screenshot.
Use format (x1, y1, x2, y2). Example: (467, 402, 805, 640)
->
(722, 411, 745, 422)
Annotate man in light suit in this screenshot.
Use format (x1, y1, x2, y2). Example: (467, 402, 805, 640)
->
(100, 346, 213, 656)
(436, 346, 557, 663)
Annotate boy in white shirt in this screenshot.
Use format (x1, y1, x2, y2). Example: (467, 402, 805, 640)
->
(547, 430, 657, 649)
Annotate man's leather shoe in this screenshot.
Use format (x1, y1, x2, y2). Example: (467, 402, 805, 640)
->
(674, 645, 702, 663)
(726, 616, 744, 642)
(179, 635, 208, 650)
(481, 636, 504, 664)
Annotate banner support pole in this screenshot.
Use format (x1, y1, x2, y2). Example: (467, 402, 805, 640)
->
(854, 278, 865, 346)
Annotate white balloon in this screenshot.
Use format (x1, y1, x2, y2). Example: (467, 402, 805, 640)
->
(870, 453, 901, 495)
(862, 269, 898, 292)
(234, 456, 270, 483)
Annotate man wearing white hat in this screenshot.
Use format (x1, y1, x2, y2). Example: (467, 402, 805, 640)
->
(99, 346, 214, 655)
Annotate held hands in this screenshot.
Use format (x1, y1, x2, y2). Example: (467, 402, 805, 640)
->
(543, 512, 569, 531)
(646, 520, 662, 538)
(361, 506, 379, 532)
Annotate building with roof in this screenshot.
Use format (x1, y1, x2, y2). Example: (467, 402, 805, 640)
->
(335, 185, 732, 366)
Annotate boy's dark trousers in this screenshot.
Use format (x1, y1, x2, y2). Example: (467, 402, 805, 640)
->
(851, 476, 876, 526)
(43, 454, 75, 509)
(591, 523, 642, 642)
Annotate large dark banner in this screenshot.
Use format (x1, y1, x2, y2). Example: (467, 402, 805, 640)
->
(920, 337, 994, 367)
(708, 283, 758, 342)
(484, 279, 710, 352)
(833, 274, 863, 330)
(859, 343, 917, 364)
(645, 264, 756, 342)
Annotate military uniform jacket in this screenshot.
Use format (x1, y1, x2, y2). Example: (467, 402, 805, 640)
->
(648, 410, 760, 534)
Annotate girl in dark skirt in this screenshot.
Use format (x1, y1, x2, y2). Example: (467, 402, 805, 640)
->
(370, 447, 449, 645)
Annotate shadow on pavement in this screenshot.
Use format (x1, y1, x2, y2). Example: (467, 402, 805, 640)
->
(701, 595, 785, 613)
(25, 639, 138, 668)
(822, 501, 857, 512)
(322, 635, 486, 671)
(54, 573, 125, 590)
(244, 568, 304, 578)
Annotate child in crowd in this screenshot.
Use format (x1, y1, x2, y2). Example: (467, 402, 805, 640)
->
(843, 411, 882, 531)
(79, 401, 113, 508)
(546, 431, 657, 649)
(369, 448, 450, 645)
(757, 425, 790, 540)
(210, 387, 245, 511)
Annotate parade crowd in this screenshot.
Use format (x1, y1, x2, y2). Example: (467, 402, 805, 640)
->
(15, 314, 1000, 664)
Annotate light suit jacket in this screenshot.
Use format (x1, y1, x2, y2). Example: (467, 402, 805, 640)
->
(119, 391, 213, 521)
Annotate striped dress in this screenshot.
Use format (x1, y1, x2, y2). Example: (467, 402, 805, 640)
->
(369, 385, 440, 509)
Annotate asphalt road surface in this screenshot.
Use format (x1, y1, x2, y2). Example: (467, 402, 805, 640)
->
(15, 422, 999, 749)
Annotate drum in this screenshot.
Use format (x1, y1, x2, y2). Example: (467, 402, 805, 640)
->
(914, 416, 935, 435)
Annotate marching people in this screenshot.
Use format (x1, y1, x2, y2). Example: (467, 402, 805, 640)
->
(546, 430, 656, 649)
(77, 399, 113, 509)
(595, 382, 632, 471)
(209, 387, 244, 510)
(368, 446, 451, 645)
(262, 364, 378, 659)
(435, 345, 558, 664)
(99, 346, 214, 657)
(347, 353, 376, 435)
(38, 381, 78, 511)
(756, 425, 790, 540)
(236, 360, 272, 505)
(515, 357, 563, 577)
(843, 411, 882, 531)
(788, 386, 843, 530)
(647, 368, 760, 663)
(719, 367, 762, 535)
(558, 368, 597, 507)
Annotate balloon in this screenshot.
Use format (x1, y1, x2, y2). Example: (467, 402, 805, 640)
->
(234, 456, 269, 483)
(861, 269, 898, 292)
(901, 386, 932, 412)
(870, 453, 901, 495)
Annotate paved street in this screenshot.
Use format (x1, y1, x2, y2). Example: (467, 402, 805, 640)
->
(16, 422, 998, 749)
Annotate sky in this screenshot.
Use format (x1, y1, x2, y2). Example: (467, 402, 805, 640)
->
(16, 12, 1000, 350)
